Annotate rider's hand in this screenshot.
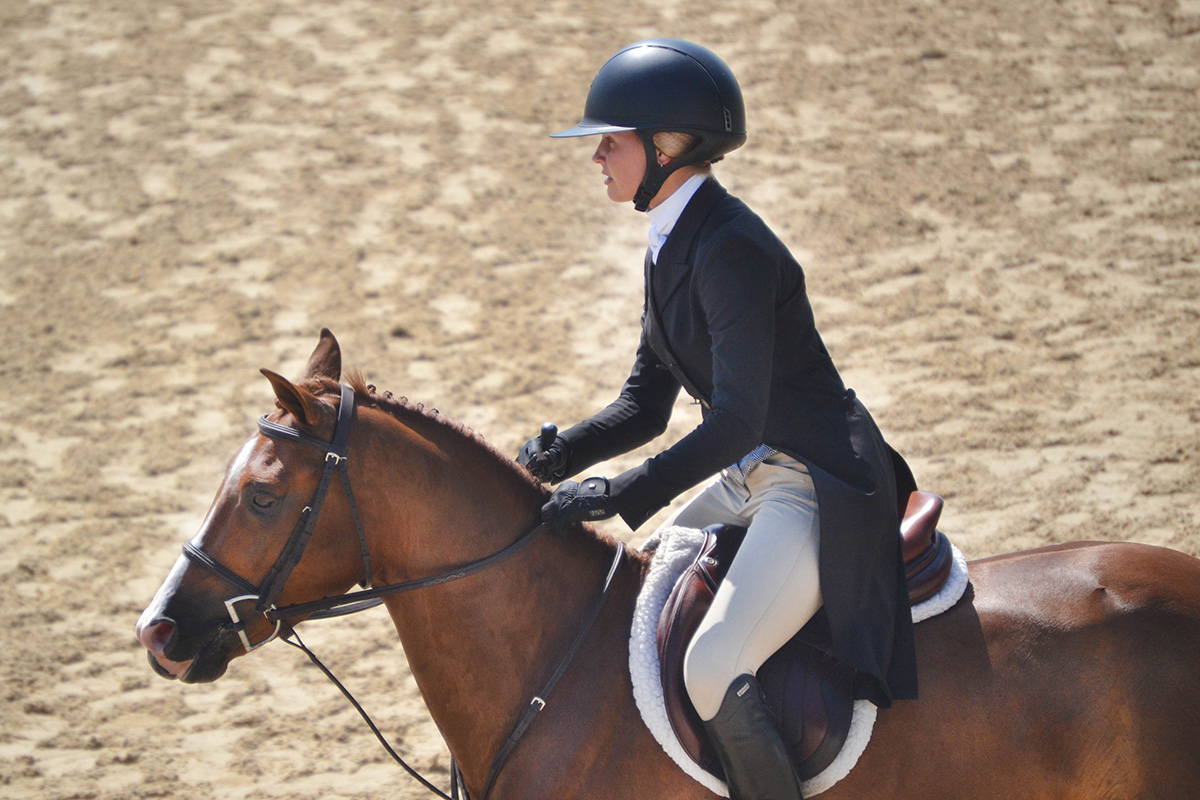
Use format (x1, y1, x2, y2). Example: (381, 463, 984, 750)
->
(541, 477, 616, 534)
(517, 424, 570, 483)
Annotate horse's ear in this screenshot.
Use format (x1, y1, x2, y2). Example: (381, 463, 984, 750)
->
(260, 368, 324, 427)
(304, 328, 341, 382)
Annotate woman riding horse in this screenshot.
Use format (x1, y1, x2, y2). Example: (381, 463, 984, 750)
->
(136, 329, 1200, 798)
(516, 38, 918, 800)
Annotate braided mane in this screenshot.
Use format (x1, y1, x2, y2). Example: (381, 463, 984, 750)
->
(293, 370, 547, 498)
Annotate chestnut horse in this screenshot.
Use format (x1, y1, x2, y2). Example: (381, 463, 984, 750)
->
(137, 330, 1200, 799)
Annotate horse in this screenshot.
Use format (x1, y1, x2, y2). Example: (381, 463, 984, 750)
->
(137, 329, 1200, 799)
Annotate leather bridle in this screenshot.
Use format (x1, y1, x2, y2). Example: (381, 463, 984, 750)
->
(183, 384, 377, 651)
(183, 383, 556, 649)
(179, 383, 623, 800)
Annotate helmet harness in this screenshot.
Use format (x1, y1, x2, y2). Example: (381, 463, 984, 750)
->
(552, 39, 747, 212)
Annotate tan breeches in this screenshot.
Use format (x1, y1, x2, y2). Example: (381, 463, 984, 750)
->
(665, 453, 823, 721)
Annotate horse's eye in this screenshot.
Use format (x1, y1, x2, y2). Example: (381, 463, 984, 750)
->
(251, 493, 278, 510)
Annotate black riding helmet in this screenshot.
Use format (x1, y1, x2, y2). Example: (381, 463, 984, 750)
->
(552, 38, 747, 212)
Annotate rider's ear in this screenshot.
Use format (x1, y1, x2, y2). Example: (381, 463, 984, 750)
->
(304, 328, 342, 382)
(260, 368, 324, 428)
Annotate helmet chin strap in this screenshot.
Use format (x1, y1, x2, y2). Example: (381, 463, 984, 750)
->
(632, 131, 695, 212)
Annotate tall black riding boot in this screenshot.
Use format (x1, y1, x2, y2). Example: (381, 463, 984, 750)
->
(703, 674, 804, 800)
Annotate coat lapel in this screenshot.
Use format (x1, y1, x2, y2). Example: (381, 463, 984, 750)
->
(642, 178, 728, 405)
(649, 178, 726, 308)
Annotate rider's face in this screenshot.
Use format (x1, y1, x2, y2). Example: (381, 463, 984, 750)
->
(592, 131, 646, 204)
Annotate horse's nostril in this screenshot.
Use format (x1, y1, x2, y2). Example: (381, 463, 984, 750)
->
(138, 618, 177, 656)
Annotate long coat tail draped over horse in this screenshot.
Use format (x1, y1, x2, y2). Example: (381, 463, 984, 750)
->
(137, 330, 1200, 799)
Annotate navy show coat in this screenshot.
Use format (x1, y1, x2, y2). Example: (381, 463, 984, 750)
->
(559, 178, 917, 706)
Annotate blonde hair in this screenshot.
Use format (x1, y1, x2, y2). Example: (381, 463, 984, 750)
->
(652, 131, 696, 158)
(653, 131, 724, 165)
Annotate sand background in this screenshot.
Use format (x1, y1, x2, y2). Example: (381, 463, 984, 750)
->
(1, 0, 1198, 797)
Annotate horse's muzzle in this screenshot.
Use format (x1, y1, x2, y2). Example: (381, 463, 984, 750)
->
(137, 617, 192, 679)
(136, 615, 238, 684)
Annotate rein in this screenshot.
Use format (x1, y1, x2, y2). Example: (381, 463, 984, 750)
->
(266, 519, 547, 622)
(181, 384, 626, 799)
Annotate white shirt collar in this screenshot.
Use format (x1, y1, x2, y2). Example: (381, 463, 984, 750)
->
(647, 173, 709, 263)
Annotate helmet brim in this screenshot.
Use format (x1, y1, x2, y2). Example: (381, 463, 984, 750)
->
(549, 119, 637, 138)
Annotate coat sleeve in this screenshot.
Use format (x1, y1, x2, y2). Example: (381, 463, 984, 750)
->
(556, 328, 682, 479)
(609, 227, 779, 529)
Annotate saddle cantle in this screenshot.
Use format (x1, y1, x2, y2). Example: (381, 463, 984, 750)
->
(656, 491, 950, 782)
(902, 490, 952, 604)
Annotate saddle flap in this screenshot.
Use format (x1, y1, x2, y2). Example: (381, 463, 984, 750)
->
(655, 525, 853, 782)
(656, 526, 741, 776)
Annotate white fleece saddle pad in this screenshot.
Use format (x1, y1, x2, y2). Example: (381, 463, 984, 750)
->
(629, 525, 970, 797)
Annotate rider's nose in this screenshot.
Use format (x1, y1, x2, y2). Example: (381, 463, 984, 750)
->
(137, 617, 177, 657)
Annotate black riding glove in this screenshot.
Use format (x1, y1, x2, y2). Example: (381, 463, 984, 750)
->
(517, 429, 571, 483)
(541, 477, 616, 534)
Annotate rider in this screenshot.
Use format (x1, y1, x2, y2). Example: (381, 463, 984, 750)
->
(518, 39, 918, 800)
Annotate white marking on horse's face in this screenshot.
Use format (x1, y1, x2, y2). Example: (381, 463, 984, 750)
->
(137, 434, 259, 634)
(191, 434, 257, 542)
(136, 551, 189, 639)
(227, 436, 257, 487)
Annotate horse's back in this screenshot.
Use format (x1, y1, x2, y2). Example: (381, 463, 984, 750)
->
(972, 539, 1200, 615)
(833, 541, 1200, 799)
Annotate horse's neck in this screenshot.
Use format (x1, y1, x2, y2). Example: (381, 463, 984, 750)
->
(366, 411, 629, 776)
(392, 528, 619, 729)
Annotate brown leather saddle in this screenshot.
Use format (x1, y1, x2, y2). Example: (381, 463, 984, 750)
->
(656, 491, 952, 781)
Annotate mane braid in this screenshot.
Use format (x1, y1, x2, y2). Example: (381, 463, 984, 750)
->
(340, 371, 547, 497)
(336, 374, 628, 552)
